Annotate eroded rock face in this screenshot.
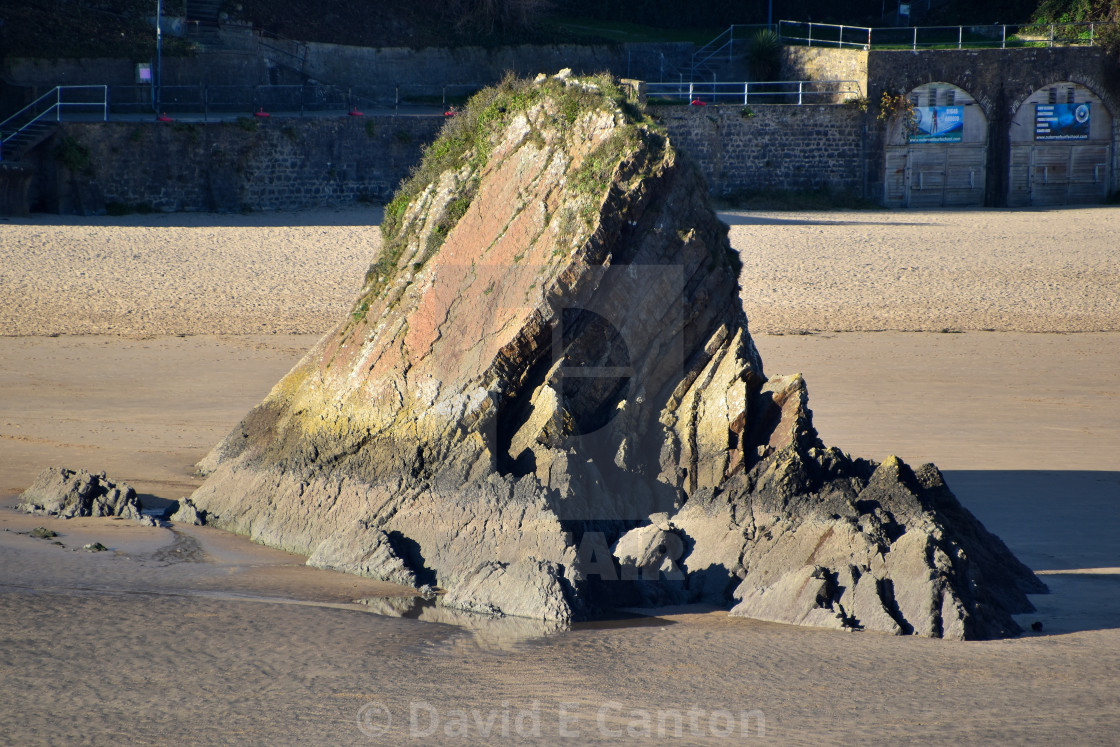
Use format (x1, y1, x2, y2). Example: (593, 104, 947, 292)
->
(189, 74, 1044, 637)
(19, 467, 142, 520)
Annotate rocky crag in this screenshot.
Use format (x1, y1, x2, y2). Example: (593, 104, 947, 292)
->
(189, 72, 1045, 638)
(19, 467, 143, 520)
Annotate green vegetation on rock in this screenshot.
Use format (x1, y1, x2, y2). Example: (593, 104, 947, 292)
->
(361, 72, 658, 316)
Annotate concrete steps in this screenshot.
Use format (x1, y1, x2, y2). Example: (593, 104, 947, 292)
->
(186, 0, 223, 26)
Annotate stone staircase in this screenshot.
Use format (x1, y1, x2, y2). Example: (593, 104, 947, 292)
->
(186, 0, 223, 26)
(186, 0, 225, 49)
(691, 26, 761, 82)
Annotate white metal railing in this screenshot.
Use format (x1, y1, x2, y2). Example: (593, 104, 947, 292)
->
(691, 24, 774, 76)
(646, 80, 862, 106)
(777, 21, 873, 49)
(0, 86, 108, 161)
(777, 19, 1110, 50)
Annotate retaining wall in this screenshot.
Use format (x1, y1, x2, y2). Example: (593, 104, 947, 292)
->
(652, 104, 866, 197)
(29, 115, 442, 214)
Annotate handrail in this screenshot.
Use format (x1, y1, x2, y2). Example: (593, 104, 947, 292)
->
(778, 19, 1110, 50)
(1, 86, 107, 161)
(777, 20, 873, 49)
(0, 88, 63, 132)
(254, 28, 310, 73)
(647, 80, 862, 106)
(691, 24, 775, 78)
(105, 82, 482, 116)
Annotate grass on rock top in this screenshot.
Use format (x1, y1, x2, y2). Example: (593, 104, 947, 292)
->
(357, 73, 658, 321)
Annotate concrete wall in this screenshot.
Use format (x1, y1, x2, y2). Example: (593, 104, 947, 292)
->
(653, 104, 866, 197)
(298, 41, 694, 95)
(2, 52, 273, 90)
(29, 114, 442, 214)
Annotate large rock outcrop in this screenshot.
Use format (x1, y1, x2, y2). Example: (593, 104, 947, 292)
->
(189, 73, 1045, 638)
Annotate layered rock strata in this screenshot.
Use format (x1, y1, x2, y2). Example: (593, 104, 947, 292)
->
(189, 74, 1045, 638)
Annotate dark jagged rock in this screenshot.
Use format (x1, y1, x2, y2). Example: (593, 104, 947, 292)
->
(19, 467, 142, 520)
(189, 73, 1045, 638)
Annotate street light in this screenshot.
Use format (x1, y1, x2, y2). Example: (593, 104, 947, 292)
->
(155, 0, 162, 113)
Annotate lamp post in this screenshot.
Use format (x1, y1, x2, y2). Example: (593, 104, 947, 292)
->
(155, 0, 162, 113)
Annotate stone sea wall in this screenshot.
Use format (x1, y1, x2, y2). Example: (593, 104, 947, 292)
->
(651, 104, 866, 197)
(32, 115, 442, 214)
(25, 104, 867, 214)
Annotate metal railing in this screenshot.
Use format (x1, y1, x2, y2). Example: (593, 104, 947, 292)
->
(107, 82, 484, 117)
(1, 86, 107, 161)
(778, 19, 1111, 50)
(777, 21, 872, 49)
(253, 28, 311, 75)
(646, 80, 862, 106)
(691, 24, 774, 77)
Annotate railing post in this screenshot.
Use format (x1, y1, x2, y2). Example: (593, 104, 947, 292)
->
(958, 26, 963, 49)
(56, 87, 61, 122)
(1050, 24, 1054, 47)
(103, 85, 108, 121)
(689, 82, 694, 102)
(913, 26, 918, 51)
(808, 23, 812, 47)
(798, 81, 803, 105)
(744, 82, 749, 106)
(1090, 23, 1094, 45)
(839, 24, 844, 47)
(1002, 24, 1006, 49)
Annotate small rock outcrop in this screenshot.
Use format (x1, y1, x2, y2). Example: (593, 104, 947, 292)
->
(169, 497, 206, 526)
(19, 467, 142, 520)
(189, 74, 1045, 638)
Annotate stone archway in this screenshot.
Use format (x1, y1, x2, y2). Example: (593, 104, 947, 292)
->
(1008, 81, 1114, 207)
(884, 82, 988, 208)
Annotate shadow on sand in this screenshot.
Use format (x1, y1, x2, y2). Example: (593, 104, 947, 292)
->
(717, 212, 938, 228)
(946, 470, 1120, 636)
(0, 205, 385, 229)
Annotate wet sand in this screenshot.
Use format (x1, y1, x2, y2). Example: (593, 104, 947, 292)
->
(1, 207, 1118, 744)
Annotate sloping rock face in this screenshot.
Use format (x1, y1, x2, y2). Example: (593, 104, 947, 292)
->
(189, 74, 1045, 638)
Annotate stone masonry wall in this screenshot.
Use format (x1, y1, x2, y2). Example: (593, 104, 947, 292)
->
(652, 104, 867, 197)
(33, 115, 442, 214)
(781, 47, 870, 92)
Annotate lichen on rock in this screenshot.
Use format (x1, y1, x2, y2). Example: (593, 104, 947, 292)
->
(189, 73, 1045, 639)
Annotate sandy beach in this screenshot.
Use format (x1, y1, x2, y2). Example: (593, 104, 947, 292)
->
(1, 206, 1118, 744)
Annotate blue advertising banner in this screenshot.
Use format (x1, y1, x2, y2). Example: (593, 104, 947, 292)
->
(1035, 102, 1091, 140)
(910, 105, 963, 143)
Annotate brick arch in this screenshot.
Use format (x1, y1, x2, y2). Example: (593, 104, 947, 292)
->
(1009, 75, 1119, 121)
(884, 81, 988, 145)
(880, 75, 994, 121)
